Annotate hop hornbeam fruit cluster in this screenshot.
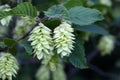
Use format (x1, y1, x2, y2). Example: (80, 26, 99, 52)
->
(28, 22, 75, 60)
(98, 35, 115, 56)
(0, 52, 19, 80)
(36, 64, 66, 80)
(54, 22, 75, 57)
(28, 23, 54, 60)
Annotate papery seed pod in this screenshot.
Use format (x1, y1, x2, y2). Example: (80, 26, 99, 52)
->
(98, 35, 115, 56)
(0, 52, 19, 80)
(52, 64, 66, 80)
(53, 22, 75, 57)
(28, 23, 53, 60)
(42, 54, 59, 71)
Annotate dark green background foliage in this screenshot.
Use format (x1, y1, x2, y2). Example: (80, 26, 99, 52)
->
(0, 0, 120, 80)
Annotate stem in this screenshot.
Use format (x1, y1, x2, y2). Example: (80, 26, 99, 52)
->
(87, 48, 118, 79)
(17, 23, 38, 41)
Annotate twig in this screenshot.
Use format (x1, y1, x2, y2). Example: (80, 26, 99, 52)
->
(87, 48, 99, 62)
(88, 63, 118, 78)
(17, 23, 38, 41)
(87, 37, 119, 78)
(87, 48, 118, 79)
(17, 17, 49, 41)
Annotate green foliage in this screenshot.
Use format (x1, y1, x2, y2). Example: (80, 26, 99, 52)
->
(45, 5, 69, 19)
(69, 36, 88, 69)
(3, 38, 17, 55)
(33, 0, 61, 11)
(3, 38, 17, 47)
(19, 41, 33, 55)
(0, 2, 37, 19)
(68, 6, 104, 26)
(45, 5, 104, 26)
(9, 47, 17, 55)
(64, 0, 86, 9)
(74, 24, 109, 35)
(0, 1, 112, 80)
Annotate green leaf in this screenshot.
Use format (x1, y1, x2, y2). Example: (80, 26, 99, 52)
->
(64, 0, 86, 9)
(45, 5, 69, 20)
(4, 38, 17, 47)
(74, 24, 109, 35)
(19, 41, 33, 55)
(9, 47, 17, 56)
(43, 20, 61, 29)
(33, 0, 61, 11)
(69, 6, 104, 26)
(0, 11, 11, 20)
(0, 2, 37, 19)
(69, 36, 88, 69)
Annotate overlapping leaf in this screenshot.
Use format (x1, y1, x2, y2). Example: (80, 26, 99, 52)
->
(64, 0, 86, 9)
(19, 41, 33, 55)
(45, 5, 69, 20)
(69, 36, 88, 69)
(74, 24, 109, 35)
(69, 6, 104, 26)
(0, 2, 37, 19)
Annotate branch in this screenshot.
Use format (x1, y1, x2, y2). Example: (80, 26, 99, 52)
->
(17, 23, 38, 41)
(87, 48, 118, 79)
(87, 37, 119, 78)
(17, 17, 49, 41)
(88, 63, 118, 78)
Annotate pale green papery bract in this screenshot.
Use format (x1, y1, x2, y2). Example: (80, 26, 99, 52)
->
(98, 35, 115, 56)
(36, 64, 66, 80)
(28, 23, 53, 60)
(36, 66, 50, 80)
(0, 52, 19, 80)
(53, 22, 75, 57)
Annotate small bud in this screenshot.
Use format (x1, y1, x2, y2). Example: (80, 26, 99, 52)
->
(98, 35, 115, 56)
(28, 23, 53, 60)
(0, 52, 19, 80)
(53, 22, 75, 57)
